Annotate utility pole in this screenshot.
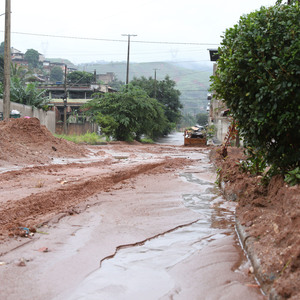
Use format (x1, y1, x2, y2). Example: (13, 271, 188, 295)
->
(63, 64, 67, 134)
(122, 34, 137, 85)
(3, 0, 11, 119)
(153, 68, 159, 99)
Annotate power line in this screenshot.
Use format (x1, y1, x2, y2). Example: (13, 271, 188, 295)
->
(5, 30, 220, 46)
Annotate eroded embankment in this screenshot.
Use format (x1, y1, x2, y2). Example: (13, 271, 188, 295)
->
(211, 147, 300, 300)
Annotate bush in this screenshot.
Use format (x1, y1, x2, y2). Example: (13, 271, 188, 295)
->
(211, 1, 300, 173)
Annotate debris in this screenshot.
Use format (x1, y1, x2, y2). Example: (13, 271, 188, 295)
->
(35, 180, 45, 188)
(36, 231, 49, 235)
(246, 284, 260, 288)
(19, 227, 29, 233)
(17, 258, 26, 267)
(38, 247, 49, 253)
(0, 261, 6, 266)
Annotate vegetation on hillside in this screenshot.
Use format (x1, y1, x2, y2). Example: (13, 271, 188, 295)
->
(211, 0, 300, 179)
(81, 61, 212, 115)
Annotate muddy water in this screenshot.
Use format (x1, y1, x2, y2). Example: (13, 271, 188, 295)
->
(63, 154, 262, 299)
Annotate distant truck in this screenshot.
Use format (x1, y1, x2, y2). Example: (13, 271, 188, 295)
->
(184, 126, 207, 146)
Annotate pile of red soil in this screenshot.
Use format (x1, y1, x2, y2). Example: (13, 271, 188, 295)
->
(0, 118, 88, 165)
(211, 147, 300, 299)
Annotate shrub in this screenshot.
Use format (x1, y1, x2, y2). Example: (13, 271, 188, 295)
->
(211, 1, 300, 173)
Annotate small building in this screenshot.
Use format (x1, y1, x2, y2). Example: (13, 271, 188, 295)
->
(37, 83, 117, 134)
(208, 49, 231, 144)
(97, 72, 115, 84)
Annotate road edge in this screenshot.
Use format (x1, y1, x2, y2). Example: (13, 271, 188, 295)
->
(221, 181, 282, 300)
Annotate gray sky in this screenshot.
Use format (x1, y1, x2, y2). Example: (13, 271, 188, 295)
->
(1, 0, 276, 64)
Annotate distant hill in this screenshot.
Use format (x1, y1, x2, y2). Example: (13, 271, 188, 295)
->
(77, 61, 214, 115)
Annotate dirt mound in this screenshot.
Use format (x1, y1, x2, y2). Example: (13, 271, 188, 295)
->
(211, 147, 300, 299)
(0, 118, 88, 165)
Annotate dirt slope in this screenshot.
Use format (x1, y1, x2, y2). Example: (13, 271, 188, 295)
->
(212, 147, 300, 299)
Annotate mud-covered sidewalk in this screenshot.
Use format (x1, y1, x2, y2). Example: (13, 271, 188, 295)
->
(0, 118, 264, 299)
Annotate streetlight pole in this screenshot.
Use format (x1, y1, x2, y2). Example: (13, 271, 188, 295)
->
(3, 0, 11, 119)
(122, 34, 137, 85)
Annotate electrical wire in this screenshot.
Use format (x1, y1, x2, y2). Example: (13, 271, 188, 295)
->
(5, 31, 220, 46)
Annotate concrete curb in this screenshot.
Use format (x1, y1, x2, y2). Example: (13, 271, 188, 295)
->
(220, 181, 282, 300)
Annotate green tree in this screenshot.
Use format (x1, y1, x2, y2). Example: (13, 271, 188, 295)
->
(24, 49, 40, 69)
(196, 113, 208, 126)
(109, 76, 124, 91)
(84, 85, 170, 141)
(11, 63, 32, 80)
(50, 66, 64, 82)
(0, 42, 4, 56)
(67, 71, 94, 84)
(131, 75, 182, 131)
(211, 0, 300, 173)
(9, 77, 48, 108)
(0, 56, 4, 83)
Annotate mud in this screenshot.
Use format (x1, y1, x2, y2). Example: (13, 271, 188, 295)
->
(0, 118, 274, 299)
(212, 147, 300, 299)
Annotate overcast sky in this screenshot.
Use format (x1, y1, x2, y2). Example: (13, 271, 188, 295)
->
(1, 0, 277, 65)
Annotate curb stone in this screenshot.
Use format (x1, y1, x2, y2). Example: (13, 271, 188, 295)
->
(220, 180, 282, 300)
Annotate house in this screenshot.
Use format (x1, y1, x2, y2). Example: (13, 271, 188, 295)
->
(208, 49, 231, 144)
(11, 47, 24, 60)
(97, 72, 115, 84)
(37, 83, 117, 134)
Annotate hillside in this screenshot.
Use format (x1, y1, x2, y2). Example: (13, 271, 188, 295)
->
(78, 61, 213, 115)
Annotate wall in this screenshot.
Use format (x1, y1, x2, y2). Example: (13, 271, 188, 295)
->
(208, 63, 231, 144)
(216, 117, 231, 143)
(0, 99, 56, 133)
(55, 122, 98, 135)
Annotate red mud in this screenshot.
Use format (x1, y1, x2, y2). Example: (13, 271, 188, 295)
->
(0, 118, 298, 299)
(212, 147, 300, 299)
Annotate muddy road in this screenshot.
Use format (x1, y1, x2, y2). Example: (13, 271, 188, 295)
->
(0, 134, 265, 300)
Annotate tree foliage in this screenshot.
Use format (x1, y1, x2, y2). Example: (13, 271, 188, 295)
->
(24, 49, 40, 69)
(0, 42, 4, 56)
(67, 71, 94, 84)
(131, 75, 182, 130)
(0, 56, 4, 83)
(9, 77, 48, 108)
(211, 1, 300, 173)
(196, 113, 208, 126)
(84, 85, 170, 141)
(50, 66, 64, 82)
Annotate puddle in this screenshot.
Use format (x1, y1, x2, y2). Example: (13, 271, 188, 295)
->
(63, 170, 238, 300)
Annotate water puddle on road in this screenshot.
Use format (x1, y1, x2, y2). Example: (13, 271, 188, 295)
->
(63, 169, 243, 300)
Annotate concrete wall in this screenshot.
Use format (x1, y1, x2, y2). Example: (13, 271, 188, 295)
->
(216, 117, 231, 143)
(55, 122, 98, 135)
(0, 99, 56, 133)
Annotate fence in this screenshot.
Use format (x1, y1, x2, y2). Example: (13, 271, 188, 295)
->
(55, 121, 98, 135)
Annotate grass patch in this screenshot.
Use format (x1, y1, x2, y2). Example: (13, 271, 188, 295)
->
(141, 137, 155, 144)
(55, 132, 106, 145)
